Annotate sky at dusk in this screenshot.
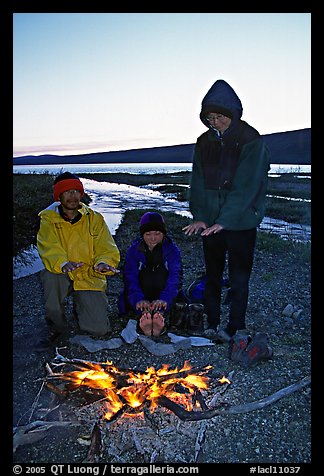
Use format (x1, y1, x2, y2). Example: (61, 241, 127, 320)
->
(13, 12, 311, 157)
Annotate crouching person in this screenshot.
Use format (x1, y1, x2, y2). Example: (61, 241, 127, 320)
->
(36, 172, 120, 350)
(118, 212, 182, 337)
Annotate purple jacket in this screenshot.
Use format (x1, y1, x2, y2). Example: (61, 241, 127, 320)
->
(118, 235, 182, 315)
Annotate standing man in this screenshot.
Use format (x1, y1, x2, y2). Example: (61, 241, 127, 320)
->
(183, 79, 270, 342)
(37, 172, 120, 349)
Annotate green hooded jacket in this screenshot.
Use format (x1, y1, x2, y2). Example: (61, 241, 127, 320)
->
(189, 79, 271, 230)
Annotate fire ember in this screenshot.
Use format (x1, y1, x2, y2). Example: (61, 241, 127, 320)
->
(44, 353, 231, 422)
(13, 354, 310, 462)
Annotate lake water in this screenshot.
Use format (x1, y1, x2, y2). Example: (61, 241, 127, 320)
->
(13, 162, 311, 175)
(13, 162, 311, 279)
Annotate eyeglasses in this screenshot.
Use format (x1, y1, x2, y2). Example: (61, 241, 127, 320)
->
(206, 113, 227, 122)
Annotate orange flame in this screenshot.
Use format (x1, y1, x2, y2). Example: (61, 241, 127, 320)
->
(50, 360, 230, 421)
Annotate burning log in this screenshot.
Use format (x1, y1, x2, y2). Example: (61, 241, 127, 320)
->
(45, 357, 218, 420)
(44, 355, 311, 424)
(156, 395, 226, 420)
(193, 389, 209, 411)
(154, 364, 212, 382)
(50, 354, 211, 390)
(157, 375, 311, 421)
(52, 352, 133, 375)
(208, 370, 234, 407)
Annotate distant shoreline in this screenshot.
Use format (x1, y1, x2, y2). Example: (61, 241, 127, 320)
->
(13, 128, 311, 166)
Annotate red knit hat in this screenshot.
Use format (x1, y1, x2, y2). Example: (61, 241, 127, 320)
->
(53, 172, 84, 201)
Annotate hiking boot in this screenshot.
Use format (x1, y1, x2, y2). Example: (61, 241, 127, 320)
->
(169, 302, 188, 333)
(34, 327, 62, 352)
(241, 332, 273, 368)
(228, 329, 252, 362)
(203, 327, 219, 340)
(216, 328, 232, 343)
(187, 303, 204, 336)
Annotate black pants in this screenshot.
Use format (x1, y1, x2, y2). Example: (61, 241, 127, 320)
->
(139, 265, 169, 302)
(202, 228, 256, 334)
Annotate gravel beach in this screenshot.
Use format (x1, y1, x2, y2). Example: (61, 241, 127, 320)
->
(12, 210, 312, 466)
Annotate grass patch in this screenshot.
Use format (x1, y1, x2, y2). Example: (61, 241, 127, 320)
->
(13, 172, 311, 258)
(13, 173, 91, 256)
(265, 197, 310, 225)
(256, 230, 310, 265)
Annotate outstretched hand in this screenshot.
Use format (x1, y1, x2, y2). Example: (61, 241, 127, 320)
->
(62, 261, 85, 273)
(201, 224, 224, 235)
(136, 300, 151, 312)
(150, 300, 167, 312)
(94, 263, 120, 274)
(182, 221, 207, 236)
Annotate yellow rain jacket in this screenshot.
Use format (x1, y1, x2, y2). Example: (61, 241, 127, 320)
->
(37, 202, 120, 292)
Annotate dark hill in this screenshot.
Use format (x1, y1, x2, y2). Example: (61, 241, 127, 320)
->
(13, 128, 310, 166)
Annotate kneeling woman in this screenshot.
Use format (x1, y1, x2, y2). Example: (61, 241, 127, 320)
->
(118, 212, 182, 337)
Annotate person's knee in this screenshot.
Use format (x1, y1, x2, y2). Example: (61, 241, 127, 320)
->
(74, 290, 110, 335)
(79, 321, 111, 336)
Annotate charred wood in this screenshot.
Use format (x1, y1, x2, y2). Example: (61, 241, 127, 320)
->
(84, 422, 102, 463)
(157, 376, 311, 421)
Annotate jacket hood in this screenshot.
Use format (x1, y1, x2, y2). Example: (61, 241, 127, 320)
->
(200, 79, 243, 128)
(38, 201, 91, 221)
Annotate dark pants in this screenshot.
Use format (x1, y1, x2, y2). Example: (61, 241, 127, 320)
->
(121, 265, 171, 324)
(202, 228, 256, 335)
(139, 265, 169, 302)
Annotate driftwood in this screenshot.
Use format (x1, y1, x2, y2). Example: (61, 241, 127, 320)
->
(13, 419, 74, 434)
(157, 376, 311, 421)
(13, 420, 80, 454)
(44, 381, 68, 398)
(208, 370, 234, 407)
(194, 421, 207, 462)
(52, 352, 132, 374)
(84, 422, 102, 463)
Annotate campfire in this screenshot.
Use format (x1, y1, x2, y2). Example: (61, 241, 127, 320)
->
(13, 351, 310, 462)
(44, 353, 231, 422)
